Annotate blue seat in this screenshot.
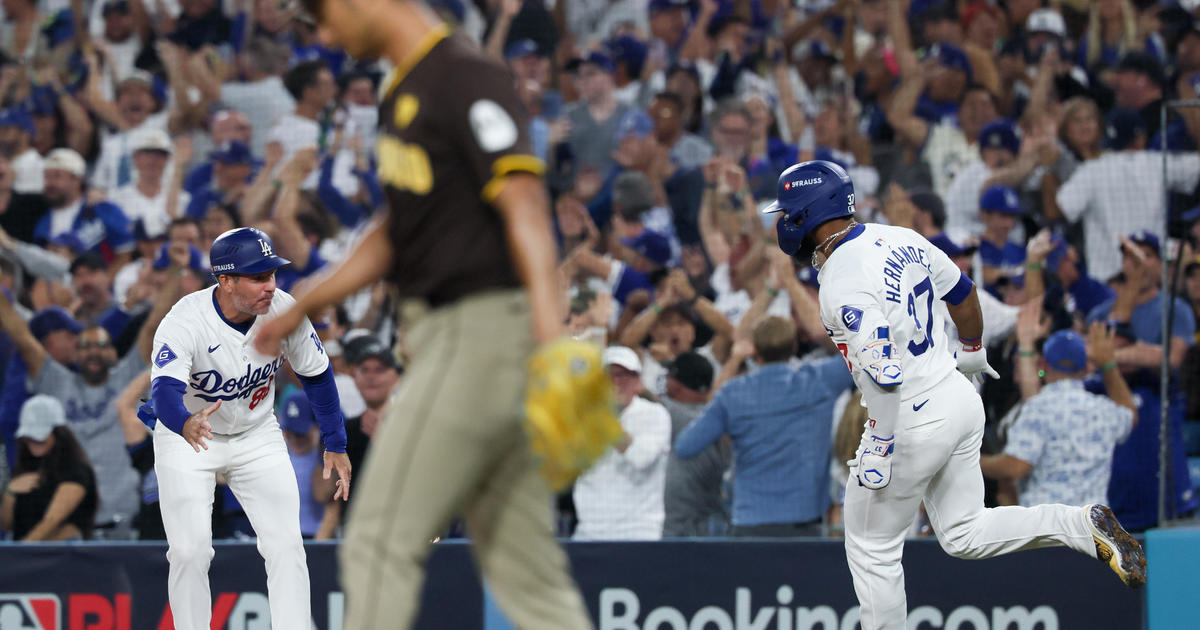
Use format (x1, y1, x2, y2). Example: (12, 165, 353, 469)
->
(1189, 458, 1200, 491)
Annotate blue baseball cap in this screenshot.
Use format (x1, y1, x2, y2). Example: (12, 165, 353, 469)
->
(0, 108, 34, 135)
(211, 140, 253, 165)
(1104, 108, 1146, 150)
(152, 242, 206, 271)
(1124, 230, 1161, 256)
(923, 43, 972, 81)
(577, 51, 615, 74)
(606, 36, 647, 75)
(279, 390, 314, 435)
(615, 109, 654, 140)
(620, 230, 672, 267)
(504, 38, 540, 60)
(1043, 329, 1087, 373)
(29, 306, 83, 341)
(979, 184, 1022, 214)
(978, 119, 1019, 154)
(28, 86, 58, 115)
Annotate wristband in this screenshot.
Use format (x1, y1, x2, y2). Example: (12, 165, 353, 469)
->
(1018, 349, 1037, 358)
(766, 288, 779, 298)
(1101, 361, 1118, 372)
(959, 335, 982, 352)
(1025, 262, 1044, 271)
(652, 304, 662, 314)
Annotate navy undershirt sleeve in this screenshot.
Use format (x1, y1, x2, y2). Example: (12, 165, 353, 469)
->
(297, 364, 348, 453)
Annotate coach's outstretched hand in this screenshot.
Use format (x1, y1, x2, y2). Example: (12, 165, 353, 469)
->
(324, 451, 352, 501)
(182, 400, 221, 453)
(254, 308, 304, 357)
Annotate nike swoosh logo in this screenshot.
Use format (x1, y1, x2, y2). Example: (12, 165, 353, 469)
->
(208, 345, 221, 353)
(913, 399, 929, 412)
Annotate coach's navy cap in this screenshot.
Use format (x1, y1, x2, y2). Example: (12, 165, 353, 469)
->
(1103, 108, 1146, 150)
(17, 395, 67, 441)
(1043, 329, 1087, 374)
(280, 390, 314, 435)
(29, 306, 83, 341)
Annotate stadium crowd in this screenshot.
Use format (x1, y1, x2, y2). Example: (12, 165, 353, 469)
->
(2, 0, 1200, 542)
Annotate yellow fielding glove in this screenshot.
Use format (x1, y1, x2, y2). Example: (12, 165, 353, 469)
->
(525, 338, 623, 491)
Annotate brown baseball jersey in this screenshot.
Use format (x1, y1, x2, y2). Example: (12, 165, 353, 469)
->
(375, 26, 543, 306)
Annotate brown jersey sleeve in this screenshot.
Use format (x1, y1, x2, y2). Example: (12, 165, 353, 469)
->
(442, 52, 545, 203)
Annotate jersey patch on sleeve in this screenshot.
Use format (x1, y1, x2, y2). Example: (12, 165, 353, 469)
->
(154, 343, 178, 368)
(468, 99, 518, 153)
(841, 306, 864, 332)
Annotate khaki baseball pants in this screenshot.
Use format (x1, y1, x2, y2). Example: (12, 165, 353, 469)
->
(341, 289, 593, 630)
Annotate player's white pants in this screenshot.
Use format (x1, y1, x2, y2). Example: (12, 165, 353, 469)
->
(154, 420, 310, 630)
(843, 371, 1098, 630)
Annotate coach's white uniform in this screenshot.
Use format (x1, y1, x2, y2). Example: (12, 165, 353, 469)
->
(150, 286, 329, 630)
(818, 223, 1098, 630)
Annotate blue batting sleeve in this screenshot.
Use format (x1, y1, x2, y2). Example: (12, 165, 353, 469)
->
(942, 272, 974, 306)
(317, 156, 365, 228)
(151, 376, 191, 435)
(297, 364, 348, 453)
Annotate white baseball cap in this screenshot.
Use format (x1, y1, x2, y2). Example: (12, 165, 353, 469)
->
(43, 148, 86, 178)
(1026, 9, 1065, 38)
(603, 345, 642, 373)
(16, 395, 67, 441)
(132, 128, 172, 154)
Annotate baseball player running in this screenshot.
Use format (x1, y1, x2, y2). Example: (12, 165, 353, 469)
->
(145, 227, 351, 630)
(764, 161, 1145, 630)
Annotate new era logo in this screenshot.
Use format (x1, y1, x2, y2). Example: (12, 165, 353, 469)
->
(0, 594, 61, 630)
(154, 343, 177, 368)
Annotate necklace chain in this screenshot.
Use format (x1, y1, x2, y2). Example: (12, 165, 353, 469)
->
(812, 220, 858, 269)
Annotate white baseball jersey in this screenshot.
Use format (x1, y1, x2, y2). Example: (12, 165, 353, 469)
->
(150, 286, 329, 435)
(817, 223, 971, 399)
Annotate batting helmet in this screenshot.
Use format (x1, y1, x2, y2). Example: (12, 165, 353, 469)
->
(209, 227, 291, 276)
(763, 160, 856, 259)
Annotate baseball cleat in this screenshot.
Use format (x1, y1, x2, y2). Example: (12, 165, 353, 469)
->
(1086, 504, 1146, 589)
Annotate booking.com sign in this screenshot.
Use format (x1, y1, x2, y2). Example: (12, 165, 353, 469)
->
(484, 586, 1061, 630)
